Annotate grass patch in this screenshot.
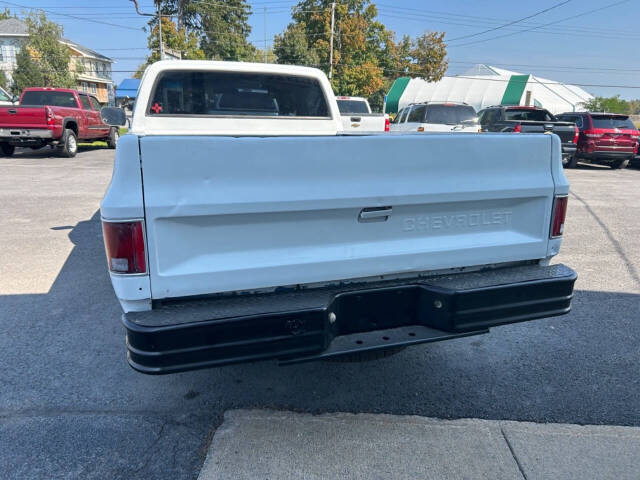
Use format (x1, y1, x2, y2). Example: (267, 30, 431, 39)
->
(79, 127, 128, 147)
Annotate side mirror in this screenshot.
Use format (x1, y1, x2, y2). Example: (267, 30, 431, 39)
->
(11, 95, 18, 103)
(100, 107, 127, 126)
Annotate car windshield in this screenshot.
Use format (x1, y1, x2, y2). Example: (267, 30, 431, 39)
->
(425, 105, 478, 125)
(504, 109, 554, 122)
(336, 100, 370, 114)
(149, 70, 329, 118)
(591, 115, 636, 130)
(20, 91, 77, 108)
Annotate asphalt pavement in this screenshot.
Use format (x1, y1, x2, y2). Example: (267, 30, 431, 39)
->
(0, 146, 639, 479)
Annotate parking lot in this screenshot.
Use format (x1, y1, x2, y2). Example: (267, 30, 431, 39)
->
(1, 146, 639, 479)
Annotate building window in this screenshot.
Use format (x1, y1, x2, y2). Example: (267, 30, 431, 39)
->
(90, 83, 97, 94)
(81, 81, 88, 92)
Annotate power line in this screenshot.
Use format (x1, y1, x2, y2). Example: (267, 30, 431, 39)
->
(0, 0, 143, 31)
(446, 0, 572, 42)
(449, 0, 631, 47)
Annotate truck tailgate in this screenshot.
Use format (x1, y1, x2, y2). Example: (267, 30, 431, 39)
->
(520, 121, 576, 143)
(0, 106, 47, 128)
(340, 114, 385, 132)
(140, 134, 558, 300)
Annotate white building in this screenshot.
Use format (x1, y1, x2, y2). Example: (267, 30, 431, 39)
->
(0, 18, 114, 103)
(386, 64, 594, 115)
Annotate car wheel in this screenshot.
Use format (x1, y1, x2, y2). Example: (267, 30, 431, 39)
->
(610, 158, 629, 169)
(0, 142, 15, 157)
(58, 129, 77, 158)
(564, 155, 578, 168)
(107, 127, 119, 149)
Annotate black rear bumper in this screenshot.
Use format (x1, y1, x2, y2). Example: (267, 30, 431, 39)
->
(124, 263, 577, 374)
(561, 143, 577, 159)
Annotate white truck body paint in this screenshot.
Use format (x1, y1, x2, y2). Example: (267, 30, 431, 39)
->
(101, 61, 568, 312)
(131, 61, 342, 137)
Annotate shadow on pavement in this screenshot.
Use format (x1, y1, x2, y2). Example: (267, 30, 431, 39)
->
(1, 210, 639, 478)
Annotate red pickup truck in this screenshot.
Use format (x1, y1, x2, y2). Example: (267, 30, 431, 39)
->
(0, 87, 119, 158)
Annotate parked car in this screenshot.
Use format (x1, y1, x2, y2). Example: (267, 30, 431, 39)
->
(391, 102, 480, 133)
(99, 60, 575, 374)
(478, 106, 578, 166)
(556, 112, 639, 169)
(0, 87, 119, 158)
(336, 96, 389, 132)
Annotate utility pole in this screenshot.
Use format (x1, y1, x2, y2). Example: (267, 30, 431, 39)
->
(264, 6, 267, 63)
(328, 2, 335, 79)
(130, 0, 165, 60)
(157, 1, 165, 60)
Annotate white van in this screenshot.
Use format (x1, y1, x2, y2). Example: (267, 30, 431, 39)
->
(391, 102, 480, 133)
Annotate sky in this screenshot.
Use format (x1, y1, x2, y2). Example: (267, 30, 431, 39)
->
(2, 0, 640, 99)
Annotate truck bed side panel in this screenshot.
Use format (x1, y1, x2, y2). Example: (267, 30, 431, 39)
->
(140, 134, 557, 299)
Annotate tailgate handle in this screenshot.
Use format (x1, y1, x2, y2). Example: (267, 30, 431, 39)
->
(8, 109, 17, 114)
(350, 116, 361, 122)
(359, 206, 392, 223)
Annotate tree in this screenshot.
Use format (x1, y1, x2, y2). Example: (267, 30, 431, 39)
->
(273, 23, 319, 66)
(407, 32, 448, 81)
(0, 8, 13, 20)
(12, 12, 75, 94)
(275, 1, 448, 111)
(135, 16, 205, 78)
(580, 95, 631, 114)
(161, 0, 256, 61)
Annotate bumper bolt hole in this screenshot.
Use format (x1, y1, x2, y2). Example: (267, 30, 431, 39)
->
(408, 332, 416, 337)
(355, 340, 363, 345)
(382, 336, 390, 341)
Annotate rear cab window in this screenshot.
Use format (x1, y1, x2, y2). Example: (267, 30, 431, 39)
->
(504, 109, 554, 122)
(20, 91, 77, 108)
(591, 115, 636, 130)
(336, 99, 370, 114)
(148, 70, 330, 118)
(425, 104, 478, 125)
(558, 114, 583, 129)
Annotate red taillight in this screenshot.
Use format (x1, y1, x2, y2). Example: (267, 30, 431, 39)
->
(583, 129, 603, 138)
(550, 196, 568, 238)
(102, 220, 146, 274)
(512, 125, 522, 133)
(572, 126, 579, 144)
(45, 106, 54, 126)
(384, 117, 390, 132)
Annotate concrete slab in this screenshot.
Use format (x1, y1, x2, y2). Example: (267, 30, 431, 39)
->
(199, 410, 640, 480)
(502, 421, 640, 480)
(198, 409, 522, 480)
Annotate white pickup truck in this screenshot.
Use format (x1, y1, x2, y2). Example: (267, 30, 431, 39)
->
(100, 60, 576, 374)
(336, 96, 389, 132)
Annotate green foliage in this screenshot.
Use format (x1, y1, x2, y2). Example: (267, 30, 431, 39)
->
(274, 1, 448, 110)
(0, 69, 8, 90)
(12, 12, 75, 94)
(273, 23, 319, 66)
(163, 0, 256, 61)
(0, 8, 13, 20)
(135, 16, 205, 78)
(580, 95, 631, 114)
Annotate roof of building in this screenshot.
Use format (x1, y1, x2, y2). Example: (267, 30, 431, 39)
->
(0, 18, 112, 62)
(0, 17, 28, 35)
(61, 38, 113, 63)
(115, 78, 141, 99)
(386, 64, 594, 115)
